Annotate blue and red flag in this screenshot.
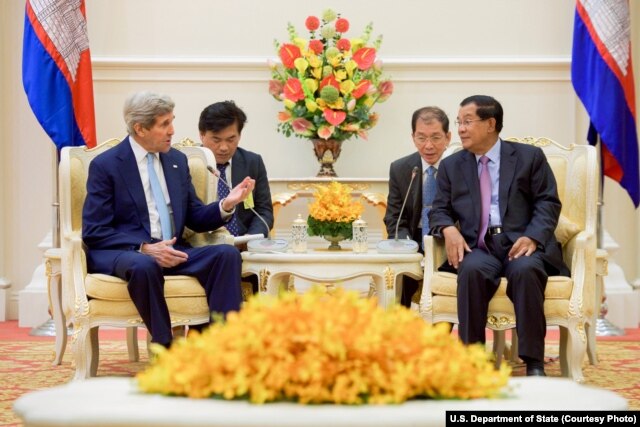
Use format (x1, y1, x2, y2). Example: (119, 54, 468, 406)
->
(22, 0, 96, 149)
(571, 0, 639, 207)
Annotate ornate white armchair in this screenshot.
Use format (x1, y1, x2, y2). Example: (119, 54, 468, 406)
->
(419, 138, 598, 382)
(59, 139, 215, 379)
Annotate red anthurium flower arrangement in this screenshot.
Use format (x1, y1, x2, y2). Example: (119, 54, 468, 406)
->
(269, 9, 393, 142)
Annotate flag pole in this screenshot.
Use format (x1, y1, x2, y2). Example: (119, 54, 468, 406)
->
(595, 138, 624, 336)
(29, 145, 62, 337)
(52, 144, 60, 248)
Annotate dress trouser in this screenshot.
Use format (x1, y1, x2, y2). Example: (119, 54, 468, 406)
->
(113, 244, 243, 345)
(455, 233, 548, 362)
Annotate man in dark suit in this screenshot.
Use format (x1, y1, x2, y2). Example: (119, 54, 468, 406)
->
(199, 101, 273, 294)
(198, 101, 273, 238)
(429, 95, 569, 376)
(384, 106, 451, 307)
(82, 92, 255, 348)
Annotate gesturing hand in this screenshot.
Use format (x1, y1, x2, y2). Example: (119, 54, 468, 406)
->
(221, 177, 256, 211)
(140, 237, 189, 268)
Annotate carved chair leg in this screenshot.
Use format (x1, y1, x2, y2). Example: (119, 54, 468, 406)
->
(492, 330, 506, 368)
(559, 326, 569, 377)
(73, 324, 92, 380)
(509, 331, 519, 363)
(146, 331, 152, 360)
(172, 325, 186, 338)
(127, 327, 140, 362)
(89, 326, 99, 377)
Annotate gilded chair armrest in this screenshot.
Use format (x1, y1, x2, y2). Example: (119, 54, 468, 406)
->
(419, 235, 445, 322)
(62, 232, 91, 315)
(564, 230, 597, 317)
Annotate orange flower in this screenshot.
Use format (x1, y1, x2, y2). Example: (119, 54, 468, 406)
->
(137, 288, 511, 404)
(336, 38, 351, 52)
(309, 39, 324, 55)
(305, 16, 320, 31)
(323, 109, 346, 126)
(335, 18, 349, 33)
(283, 78, 305, 102)
(353, 47, 376, 70)
(351, 80, 371, 99)
(279, 43, 301, 69)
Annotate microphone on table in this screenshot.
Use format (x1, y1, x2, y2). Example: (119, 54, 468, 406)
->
(207, 165, 288, 252)
(376, 166, 420, 253)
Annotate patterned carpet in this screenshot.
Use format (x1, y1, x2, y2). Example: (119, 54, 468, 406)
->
(1, 324, 638, 426)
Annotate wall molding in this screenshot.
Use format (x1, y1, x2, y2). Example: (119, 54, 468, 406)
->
(92, 56, 572, 83)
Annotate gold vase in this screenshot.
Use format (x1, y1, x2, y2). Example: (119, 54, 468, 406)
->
(323, 234, 347, 251)
(311, 139, 343, 177)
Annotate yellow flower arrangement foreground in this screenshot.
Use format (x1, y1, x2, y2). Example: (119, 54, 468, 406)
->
(307, 181, 364, 239)
(137, 289, 511, 404)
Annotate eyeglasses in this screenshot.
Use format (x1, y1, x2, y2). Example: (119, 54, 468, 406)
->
(413, 134, 446, 145)
(455, 118, 486, 128)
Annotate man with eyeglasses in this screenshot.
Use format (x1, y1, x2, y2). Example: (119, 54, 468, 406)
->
(429, 95, 569, 376)
(384, 106, 451, 307)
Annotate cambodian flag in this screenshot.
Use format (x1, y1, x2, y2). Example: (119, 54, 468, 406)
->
(22, 0, 96, 149)
(571, 0, 639, 207)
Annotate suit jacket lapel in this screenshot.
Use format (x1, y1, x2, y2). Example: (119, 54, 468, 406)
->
(460, 150, 482, 223)
(116, 139, 151, 236)
(160, 150, 183, 236)
(498, 140, 517, 220)
(408, 153, 422, 230)
(231, 149, 246, 187)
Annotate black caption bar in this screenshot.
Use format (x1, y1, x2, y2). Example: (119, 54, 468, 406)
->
(446, 411, 638, 427)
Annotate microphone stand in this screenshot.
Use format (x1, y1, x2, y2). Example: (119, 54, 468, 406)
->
(206, 166, 288, 252)
(376, 166, 420, 253)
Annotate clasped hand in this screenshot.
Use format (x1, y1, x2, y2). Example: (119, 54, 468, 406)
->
(140, 237, 187, 268)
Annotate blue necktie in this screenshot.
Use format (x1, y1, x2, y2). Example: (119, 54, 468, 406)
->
(217, 163, 240, 236)
(146, 153, 172, 241)
(422, 166, 437, 238)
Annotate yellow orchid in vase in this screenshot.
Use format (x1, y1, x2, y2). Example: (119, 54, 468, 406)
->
(307, 181, 364, 250)
(269, 9, 394, 177)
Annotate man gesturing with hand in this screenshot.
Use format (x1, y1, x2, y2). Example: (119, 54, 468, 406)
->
(82, 91, 254, 348)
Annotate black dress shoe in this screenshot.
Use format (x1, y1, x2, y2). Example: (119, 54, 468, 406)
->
(526, 367, 546, 376)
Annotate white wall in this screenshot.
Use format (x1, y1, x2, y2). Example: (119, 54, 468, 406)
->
(1, 0, 639, 320)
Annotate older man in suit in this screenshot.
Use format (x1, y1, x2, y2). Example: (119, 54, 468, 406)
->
(82, 92, 255, 348)
(384, 106, 451, 307)
(429, 95, 569, 376)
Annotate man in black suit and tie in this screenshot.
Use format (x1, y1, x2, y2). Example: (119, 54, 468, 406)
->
(429, 95, 569, 376)
(82, 92, 255, 348)
(199, 101, 274, 294)
(384, 106, 451, 307)
(198, 101, 274, 238)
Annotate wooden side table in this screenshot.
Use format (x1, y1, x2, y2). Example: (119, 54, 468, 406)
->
(44, 247, 67, 365)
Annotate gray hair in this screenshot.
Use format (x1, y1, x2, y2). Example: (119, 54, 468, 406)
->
(123, 91, 175, 135)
